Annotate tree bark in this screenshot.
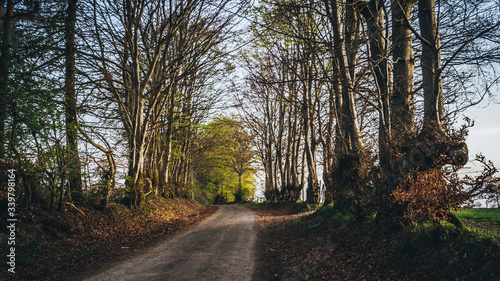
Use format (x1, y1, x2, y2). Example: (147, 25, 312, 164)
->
(65, 0, 83, 201)
(328, 0, 364, 153)
(359, 0, 390, 169)
(418, 0, 468, 166)
(0, 0, 13, 160)
(391, 0, 417, 141)
(418, 0, 444, 131)
(160, 87, 176, 197)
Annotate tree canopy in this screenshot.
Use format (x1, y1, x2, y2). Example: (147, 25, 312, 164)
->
(193, 116, 256, 203)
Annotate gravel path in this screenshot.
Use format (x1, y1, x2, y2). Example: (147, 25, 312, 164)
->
(86, 205, 256, 281)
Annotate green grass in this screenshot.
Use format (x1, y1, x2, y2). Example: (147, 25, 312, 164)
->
(390, 209, 500, 271)
(454, 208, 500, 225)
(315, 204, 352, 226)
(393, 222, 500, 273)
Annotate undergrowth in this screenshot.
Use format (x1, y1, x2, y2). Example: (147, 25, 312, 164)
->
(314, 203, 500, 279)
(392, 221, 500, 279)
(315, 204, 353, 227)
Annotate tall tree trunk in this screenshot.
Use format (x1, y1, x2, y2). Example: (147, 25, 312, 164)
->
(332, 58, 346, 157)
(419, 0, 443, 131)
(277, 97, 285, 199)
(325, 0, 368, 216)
(359, 0, 390, 202)
(266, 139, 275, 202)
(345, 0, 360, 83)
(323, 83, 335, 204)
(360, 0, 389, 150)
(391, 0, 417, 141)
(288, 105, 301, 202)
(127, 95, 146, 207)
(304, 116, 319, 203)
(382, 0, 418, 194)
(160, 89, 176, 197)
(0, 0, 13, 160)
(284, 104, 293, 200)
(65, 0, 83, 201)
(329, 0, 363, 153)
(237, 172, 243, 201)
(301, 55, 320, 204)
(418, 0, 468, 166)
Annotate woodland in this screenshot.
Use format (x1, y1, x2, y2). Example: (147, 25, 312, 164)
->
(0, 0, 500, 276)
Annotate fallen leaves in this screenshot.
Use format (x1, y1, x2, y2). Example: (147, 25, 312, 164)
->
(251, 203, 499, 280)
(13, 198, 217, 281)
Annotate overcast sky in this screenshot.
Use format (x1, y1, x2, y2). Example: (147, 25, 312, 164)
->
(461, 101, 500, 176)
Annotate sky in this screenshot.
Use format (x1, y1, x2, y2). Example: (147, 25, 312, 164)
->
(460, 100, 500, 176)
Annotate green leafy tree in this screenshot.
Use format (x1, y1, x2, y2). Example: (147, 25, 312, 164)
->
(193, 116, 256, 203)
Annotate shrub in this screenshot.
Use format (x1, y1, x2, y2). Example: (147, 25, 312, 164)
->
(392, 168, 471, 227)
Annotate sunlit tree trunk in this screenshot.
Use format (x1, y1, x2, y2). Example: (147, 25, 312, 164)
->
(391, 0, 417, 141)
(160, 85, 176, 198)
(419, 0, 444, 131)
(418, 0, 468, 165)
(360, 0, 390, 167)
(329, 0, 363, 153)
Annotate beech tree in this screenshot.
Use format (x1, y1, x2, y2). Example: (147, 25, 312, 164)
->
(241, 0, 498, 223)
(64, 0, 83, 201)
(1, 0, 498, 224)
(81, 0, 240, 207)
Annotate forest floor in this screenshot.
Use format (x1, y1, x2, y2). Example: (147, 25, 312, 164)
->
(0, 198, 218, 281)
(251, 203, 500, 281)
(3, 199, 498, 281)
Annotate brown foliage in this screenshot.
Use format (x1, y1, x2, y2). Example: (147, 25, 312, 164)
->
(12, 198, 217, 280)
(392, 168, 471, 225)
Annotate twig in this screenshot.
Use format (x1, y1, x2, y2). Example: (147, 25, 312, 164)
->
(65, 202, 85, 215)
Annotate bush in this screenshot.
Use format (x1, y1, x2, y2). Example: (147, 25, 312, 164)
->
(392, 168, 471, 227)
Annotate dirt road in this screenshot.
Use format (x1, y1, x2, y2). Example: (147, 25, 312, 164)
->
(85, 205, 256, 281)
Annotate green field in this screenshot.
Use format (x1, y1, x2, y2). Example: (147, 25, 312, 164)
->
(454, 208, 500, 231)
(455, 208, 500, 223)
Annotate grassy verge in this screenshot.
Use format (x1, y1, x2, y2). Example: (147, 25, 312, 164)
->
(454, 208, 500, 224)
(392, 221, 500, 279)
(256, 203, 500, 280)
(454, 208, 500, 234)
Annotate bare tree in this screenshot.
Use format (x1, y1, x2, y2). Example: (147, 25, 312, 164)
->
(81, 0, 240, 207)
(65, 0, 83, 201)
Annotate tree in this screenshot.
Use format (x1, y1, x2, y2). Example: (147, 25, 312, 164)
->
(227, 119, 255, 201)
(193, 116, 256, 203)
(64, 0, 83, 201)
(242, 0, 499, 223)
(0, 0, 14, 159)
(82, 0, 239, 207)
(387, 0, 499, 225)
